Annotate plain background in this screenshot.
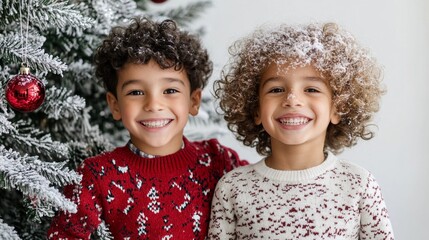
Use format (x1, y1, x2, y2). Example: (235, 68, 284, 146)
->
(152, 0, 429, 239)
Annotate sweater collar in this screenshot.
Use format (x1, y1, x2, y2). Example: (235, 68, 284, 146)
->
(254, 151, 337, 182)
(127, 140, 185, 158)
(114, 137, 199, 173)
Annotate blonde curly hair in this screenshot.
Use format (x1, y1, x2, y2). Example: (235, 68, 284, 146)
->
(214, 22, 385, 156)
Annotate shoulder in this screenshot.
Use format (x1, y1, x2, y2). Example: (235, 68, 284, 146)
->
(188, 138, 241, 161)
(217, 163, 256, 186)
(186, 138, 248, 174)
(332, 157, 382, 192)
(224, 163, 255, 177)
(335, 158, 372, 178)
(188, 138, 229, 154)
(78, 146, 125, 171)
(214, 163, 260, 199)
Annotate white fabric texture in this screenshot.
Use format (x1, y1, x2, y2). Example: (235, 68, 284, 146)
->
(208, 152, 394, 239)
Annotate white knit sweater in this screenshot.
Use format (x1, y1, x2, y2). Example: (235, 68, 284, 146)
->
(208, 152, 394, 239)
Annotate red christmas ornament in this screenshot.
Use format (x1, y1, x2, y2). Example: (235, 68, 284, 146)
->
(5, 67, 45, 112)
(150, 0, 167, 4)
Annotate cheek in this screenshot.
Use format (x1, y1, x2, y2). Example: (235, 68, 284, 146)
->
(255, 99, 266, 123)
(257, 105, 272, 124)
(177, 101, 193, 115)
(120, 102, 139, 115)
(254, 109, 262, 125)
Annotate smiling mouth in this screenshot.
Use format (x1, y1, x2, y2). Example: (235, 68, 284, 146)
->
(278, 117, 310, 125)
(140, 119, 172, 128)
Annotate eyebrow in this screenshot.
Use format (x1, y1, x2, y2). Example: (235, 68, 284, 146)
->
(305, 76, 327, 84)
(120, 77, 186, 91)
(120, 79, 140, 91)
(260, 76, 326, 88)
(304, 77, 329, 88)
(260, 77, 281, 88)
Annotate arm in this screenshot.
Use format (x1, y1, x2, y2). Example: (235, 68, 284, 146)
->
(47, 161, 103, 239)
(359, 173, 394, 240)
(208, 177, 237, 240)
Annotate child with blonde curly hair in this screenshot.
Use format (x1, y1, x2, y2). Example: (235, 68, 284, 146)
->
(208, 22, 394, 239)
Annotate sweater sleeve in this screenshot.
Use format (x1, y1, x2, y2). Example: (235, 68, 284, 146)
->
(47, 161, 103, 239)
(208, 176, 236, 240)
(359, 173, 394, 240)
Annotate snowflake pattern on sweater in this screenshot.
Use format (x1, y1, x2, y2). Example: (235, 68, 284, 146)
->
(48, 138, 246, 239)
(208, 152, 394, 240)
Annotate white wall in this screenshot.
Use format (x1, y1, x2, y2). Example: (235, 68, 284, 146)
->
(153, 0, 429, 238)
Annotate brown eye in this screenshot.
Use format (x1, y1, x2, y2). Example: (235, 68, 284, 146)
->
(127, 90, 144, 95)
(305, 88, 320, 93)
(164, 89, 179, 94)
(268, 87, 284, 93)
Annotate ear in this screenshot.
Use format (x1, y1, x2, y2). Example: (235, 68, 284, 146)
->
(106, 92, 122, 121)
(330, 106, 340, 125)
(189, 88, 202, 116)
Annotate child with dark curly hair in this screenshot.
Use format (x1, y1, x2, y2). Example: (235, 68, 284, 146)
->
(208, 23, 394, 239)
(47, 17, 246, 239)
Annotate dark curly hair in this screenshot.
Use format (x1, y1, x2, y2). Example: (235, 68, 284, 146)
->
(214, 22, 385, 156)
(94, 17, 212, 96)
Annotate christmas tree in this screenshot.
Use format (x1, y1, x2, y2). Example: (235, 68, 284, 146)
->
(0, 0, 216, 239)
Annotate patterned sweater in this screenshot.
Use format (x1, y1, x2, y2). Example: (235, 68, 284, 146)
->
(208, 152, 394, 239)
(48, 137, 246, 239)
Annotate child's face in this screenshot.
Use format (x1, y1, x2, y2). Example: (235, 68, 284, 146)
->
(106, 60, 201, 155)
(255, 63, 340, 150)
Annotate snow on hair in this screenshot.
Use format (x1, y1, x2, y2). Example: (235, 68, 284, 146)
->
(214, 22, 385, 156)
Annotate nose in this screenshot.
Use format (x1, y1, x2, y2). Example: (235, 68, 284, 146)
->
(143, 94, 163, 112)
(282, 90, 303, 107)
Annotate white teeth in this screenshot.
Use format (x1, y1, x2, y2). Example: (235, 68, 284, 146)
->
(279, 117, 309, 125)
(141, 119, 171, 128)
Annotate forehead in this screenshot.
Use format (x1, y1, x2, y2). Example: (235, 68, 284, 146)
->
(117, 61, 189, 84)
(261, 61, 324, 79)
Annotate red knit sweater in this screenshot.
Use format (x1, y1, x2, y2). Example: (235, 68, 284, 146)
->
(48, 138, 246, 239)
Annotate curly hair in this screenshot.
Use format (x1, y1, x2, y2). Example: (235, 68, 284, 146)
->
(214, 22, 385, 156)
(94, 17, 212, 96)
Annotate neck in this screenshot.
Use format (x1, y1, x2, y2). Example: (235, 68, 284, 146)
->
(266, 141, 325, 170)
